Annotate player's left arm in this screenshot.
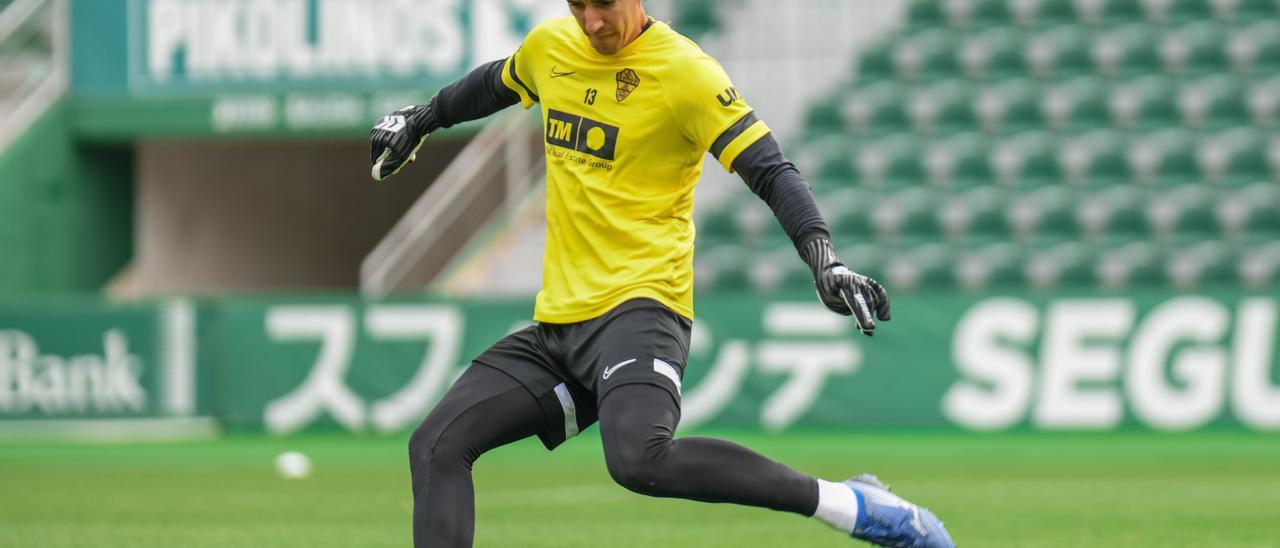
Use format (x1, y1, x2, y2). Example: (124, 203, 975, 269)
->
(727, 134, 891, 336)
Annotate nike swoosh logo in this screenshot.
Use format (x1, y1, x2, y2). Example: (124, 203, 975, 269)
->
(601, 358, 636, 380)
(550, 65, 576, 78)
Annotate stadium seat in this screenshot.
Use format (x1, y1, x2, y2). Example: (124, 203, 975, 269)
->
(694, 245, 753, 290)
(1096, 241, 1167, 288)
(1010, 0, 1076, 27)
(872, 187, 943, 242)
(1210, 0, 1280, 20)
(1040, 76, 1110, 131)
(1024, 25, 1092, 78)
(856, 42, 897, 82)
(908, 79, 977, 134)
(944, 0, 1014, 28)
(1025, 241, 1096, 288)
(803, 134, 859, 184)
(674, 0, 720, 39)
(1146, 184, 1219, 241)
(1058, 129, 1129, 188)
(1074, 0, 1145, 25)
(953, 241, 1026, 289)
(906, 0, 946, 29)
(1166, 240, 1237, 287)
(924, 132, 992, 189)
(697, 199, 740, 243)
(1009, 186, 1078, 242)
(960, 27, 1027, 80)
(824, 187, 878, 239)
(853, 134, 926, 190)
(839, 241, 888, 282)
(802, 92, 844, 139)
(1142, 0, 1214, 22)
(1218, 182, 1280, 241)
(748, 244, 813, 292)
(1197, 127, 1268, 185)
(991, 131, 1061, 187)
(1109, 74, 1179, 130)
(1238, 241, 1280, 287)
(1076, 184, 1148, 242)
(894, 28, 963, 81)
(1228, 20, 1280, 75)
(884, 242, 956, 289)
(1177, 74, 1247, 129)
(1160, 22, 1228, 76)
(975, 78, 1042, 132)
(1091, 23, 1161, 78)
(939, 186, 1012, 242)
(1246, 75, 1280, 127)
(843, 80, 911, 135)
(1127, 128, 1198, 187)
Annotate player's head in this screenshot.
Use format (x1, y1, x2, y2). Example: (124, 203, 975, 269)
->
(567, 0, 646, 56)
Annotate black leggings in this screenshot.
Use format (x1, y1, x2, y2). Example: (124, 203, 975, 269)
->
(408, 365, 819, 548)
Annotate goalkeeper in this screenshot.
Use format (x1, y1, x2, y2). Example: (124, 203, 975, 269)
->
(371, 1, 954, 547)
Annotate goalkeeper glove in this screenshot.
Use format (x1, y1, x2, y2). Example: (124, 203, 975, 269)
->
(370, 99, 439, 181)
(800, 237, 891, 336)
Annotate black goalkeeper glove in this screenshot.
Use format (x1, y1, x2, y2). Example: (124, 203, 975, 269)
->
(370, 99, 440, 181)
(800, 237, 891, 336)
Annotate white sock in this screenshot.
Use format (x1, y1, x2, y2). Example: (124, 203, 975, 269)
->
(813, 479, 860, 533)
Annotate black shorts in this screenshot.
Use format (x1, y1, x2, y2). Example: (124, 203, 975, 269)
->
(471, 298, 692, 450)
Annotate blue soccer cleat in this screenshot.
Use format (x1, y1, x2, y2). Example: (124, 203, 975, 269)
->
(844, 473, 955, 548)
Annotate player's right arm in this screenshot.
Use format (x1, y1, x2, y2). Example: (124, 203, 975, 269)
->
(370, 40, 542, 181)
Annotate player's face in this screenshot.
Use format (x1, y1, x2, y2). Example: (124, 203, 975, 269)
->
(567, 0, 646, 55)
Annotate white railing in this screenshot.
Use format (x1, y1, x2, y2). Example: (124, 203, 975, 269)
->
(360, 109, 543, 297)
(0, 0, 65, 154)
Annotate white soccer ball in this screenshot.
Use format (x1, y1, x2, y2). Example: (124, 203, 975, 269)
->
(275, 451, 312, 479)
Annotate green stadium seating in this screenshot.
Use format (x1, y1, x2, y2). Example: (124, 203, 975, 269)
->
(1167, 240, 1238, 287)
(1211, 0, 1280, 20)
(1228, 20, 1280, 75)
(1238, 241, 1280, 287)
(1058, 129, 1129, 187)
(853, 134, 925, 190)
(802, 92, 844, 140)
(1197, 126, 1269, 185)
(975, 78, 1042, 132)
(1147, 184, 1220, 241)
(1010, 186, 1079, 241)
(1041, 76, 1110, 130)
(924, 132, 993, 189)
(1128, 128, 1199, 186)
(856, 42, 896, 82)
(960, 27, 1027, 79)
(1010, 0, 1076, 28)
(844, 80, 911, 135)
(1077, 184, 1149, 242)
(885, 243, 956, 289)
(1110, 74, 1179, 129)
(946, 0, 1015, 29)
(1074, 0, 1144, 26)
(1025, 241, 1096, 288)
(823, 188, 877, 240)
(940, 186, 1012, 242)
(674, 0, 719, 39)
(1097, 241, 1167, 288)
(838, 242, 888, 282)
(907, 0, 946, 29)
(1178, 74, 1247, 129)
(954, 242, 1026, 289)
(908, 79, 977, 134)
(992, 131, 1061, 187)
(1144, 0, 1215, 23)
(694, 245, 752, 290)
(1160, 21, 1228, 76)
(1246, 74, 1280, 127)
(1092, 23, 1162, 77)
(872, 188, 943, 242)
(1219, 182, 1280, 241)
(1025, 25, 1093, 78)
(895, 28, 963, 81)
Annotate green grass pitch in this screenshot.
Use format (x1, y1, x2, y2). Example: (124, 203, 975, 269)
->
(2, 431, 1278, 547)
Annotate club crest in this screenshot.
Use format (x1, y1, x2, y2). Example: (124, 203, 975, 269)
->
(615, 68, 640, 102)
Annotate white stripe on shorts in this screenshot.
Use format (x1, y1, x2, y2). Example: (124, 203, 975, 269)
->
(553, 383, 579, 440)
(653, 359, 682, 396)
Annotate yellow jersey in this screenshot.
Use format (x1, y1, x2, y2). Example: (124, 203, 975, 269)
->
(501, 17, 770, 323)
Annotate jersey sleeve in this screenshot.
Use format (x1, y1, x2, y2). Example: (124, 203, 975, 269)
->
(500, 35, 542, 108)
(668, 56, 771, 172)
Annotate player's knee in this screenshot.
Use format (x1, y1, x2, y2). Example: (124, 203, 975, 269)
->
(408, 411, 466, 471)
(603, 435, 672, 496)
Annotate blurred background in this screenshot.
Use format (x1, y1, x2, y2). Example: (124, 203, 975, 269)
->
(1, 0, 1279, 546)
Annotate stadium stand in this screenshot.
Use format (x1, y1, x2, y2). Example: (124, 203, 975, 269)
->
(697, 0, 1280, 292)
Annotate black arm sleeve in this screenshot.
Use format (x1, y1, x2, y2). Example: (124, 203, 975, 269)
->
(430, 59, 521, 129)
(730, 133, 832, 254)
